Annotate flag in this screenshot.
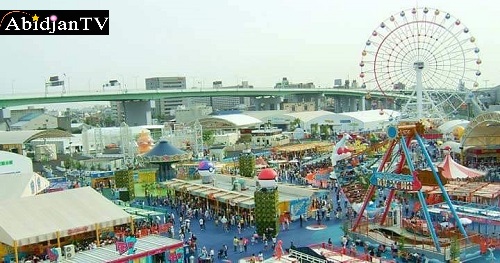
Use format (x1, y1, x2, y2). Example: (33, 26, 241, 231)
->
(47, 248, 59, 262)
(116, 241, 128, 255)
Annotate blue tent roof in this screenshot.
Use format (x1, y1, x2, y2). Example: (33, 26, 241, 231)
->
(144, 139, 186, 157)
(19, 113, 42, 122)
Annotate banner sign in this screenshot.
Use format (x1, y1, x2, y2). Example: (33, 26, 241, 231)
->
(370, 171, 422, 191)
(116, 236, 137, 255)
(290, 198, 310, 220)
(46, 80, 64, 87)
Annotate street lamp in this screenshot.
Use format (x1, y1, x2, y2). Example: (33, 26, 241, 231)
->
(459, 146, 464, 165)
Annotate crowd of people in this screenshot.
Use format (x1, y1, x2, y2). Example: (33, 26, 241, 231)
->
(65, 134, 495, 262)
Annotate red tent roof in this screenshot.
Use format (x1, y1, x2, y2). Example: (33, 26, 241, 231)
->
(438, 154, 486, 179)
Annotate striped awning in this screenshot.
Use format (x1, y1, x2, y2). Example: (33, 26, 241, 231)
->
(196, 188, 221, 198)
(232, 196, 253, 203)
(68, 235, 183, 263)
(213, 191, 232, 200)
(185, 185, 204, 192)
(164, 180, 188, 190)
(239, 199, 255, 209)
(217, 193, 241, 203)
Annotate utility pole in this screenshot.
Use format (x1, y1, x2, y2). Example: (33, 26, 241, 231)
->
(484, 80, 489, 89)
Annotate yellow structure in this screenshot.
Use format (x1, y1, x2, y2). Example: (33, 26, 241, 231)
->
(138, 170, 156, 184)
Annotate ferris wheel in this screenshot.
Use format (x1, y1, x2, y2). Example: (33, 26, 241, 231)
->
(359, 7, 481, 119)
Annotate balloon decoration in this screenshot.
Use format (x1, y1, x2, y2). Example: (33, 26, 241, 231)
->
(137, 129, 154, 154)
(257, 168, 277, 189)
(198, 160, 216, 184)
(452, 126, 465, 140)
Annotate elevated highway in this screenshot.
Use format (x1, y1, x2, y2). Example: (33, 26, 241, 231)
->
(0, 88, 411, 108)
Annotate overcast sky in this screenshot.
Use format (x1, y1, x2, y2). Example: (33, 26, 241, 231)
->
(1, 0, 499, 99)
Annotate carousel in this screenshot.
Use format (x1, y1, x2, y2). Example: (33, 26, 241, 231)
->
(138, 139, 191, 182)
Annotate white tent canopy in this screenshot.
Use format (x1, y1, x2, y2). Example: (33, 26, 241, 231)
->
(0, 187, 130, 247)
(0, 151, 50, 201)
(0, 151, 34, 175)
(0, 172, 49, 201)
(438, 120, 469, 134)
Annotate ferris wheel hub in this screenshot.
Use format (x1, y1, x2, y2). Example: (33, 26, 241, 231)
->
(413, 61, 424, 70)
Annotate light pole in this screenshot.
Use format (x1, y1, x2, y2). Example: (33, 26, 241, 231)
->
(11, 80, 14, 94)
(118, 75, 126, 93)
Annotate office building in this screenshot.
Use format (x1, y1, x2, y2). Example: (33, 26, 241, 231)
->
(146, 77, 187, 120)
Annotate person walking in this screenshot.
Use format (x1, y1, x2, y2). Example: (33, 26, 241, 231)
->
(199, 218, 204, 231)
(243, 237, 248, 252)
(239, 237, 244, 253)
(233, 236, 238, 252)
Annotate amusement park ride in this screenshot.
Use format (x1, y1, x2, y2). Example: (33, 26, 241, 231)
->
(350, 6, 486, 254)
(351, 122, 468, 252)
(330, 133, 353, 180)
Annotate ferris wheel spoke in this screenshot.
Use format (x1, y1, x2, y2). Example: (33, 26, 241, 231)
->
(431, 40, 464, 62)
(389, 25, 417, 58)
(426, 72, 452, 90)
(426, 68, 463, 88)
(411, 20, 424, 60)
(400, 29, 421, 62)
(432, 49, 467, 68)
(423, 26, 454, 56)
(439, 38, 468, 60)
(377, 33, 408, 60)
(400, 66, 417, 79)
(430, 29, 466, 58)
(427, 64, 464, 80)
(425, 69, 461, 89)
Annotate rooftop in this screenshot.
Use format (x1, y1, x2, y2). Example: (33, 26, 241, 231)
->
(18, 112, 42, 122)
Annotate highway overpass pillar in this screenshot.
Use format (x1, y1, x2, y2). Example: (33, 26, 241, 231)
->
(350, 98, 357, 112)
(122, 100, 152, 126)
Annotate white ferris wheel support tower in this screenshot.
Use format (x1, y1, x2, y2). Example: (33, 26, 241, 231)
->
(414, 61, 424, 119)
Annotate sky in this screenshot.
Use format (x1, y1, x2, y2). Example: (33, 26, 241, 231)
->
(0, 0, 499, 102)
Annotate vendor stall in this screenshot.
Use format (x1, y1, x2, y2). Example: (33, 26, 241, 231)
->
(0, 187, 132, 263)
(68, 235, 184, 263)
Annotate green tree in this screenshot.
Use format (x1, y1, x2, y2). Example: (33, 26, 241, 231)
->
(103, 116, 115, 127)
(398, 236, 409, 259)
(239, 152, 256, 178)
(289, 118, 302, 131)
(236, 134, 252, 144)
(63, 158, 72, 169)
(155, 113, 165, 122)
(341, 220, 351, 237)
(202, 130, 215, 147)
(311, 123, 319, 137)
(449, 236, 461, 263)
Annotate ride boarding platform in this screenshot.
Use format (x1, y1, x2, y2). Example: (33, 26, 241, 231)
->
(257, 244, 395, 263)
